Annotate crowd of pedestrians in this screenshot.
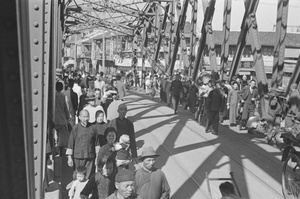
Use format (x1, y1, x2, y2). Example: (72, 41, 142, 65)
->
(148, 69, 300, 145)
(49, 68, 171, 199)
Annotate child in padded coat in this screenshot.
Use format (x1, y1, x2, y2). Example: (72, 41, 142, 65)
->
(114, 134, 132, 169)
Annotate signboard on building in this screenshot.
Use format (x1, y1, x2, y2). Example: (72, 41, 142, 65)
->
(91, 41, 96, 60)
(110, 40, 114, 59)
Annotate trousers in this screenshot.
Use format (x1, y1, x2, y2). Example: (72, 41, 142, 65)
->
(206, 111, 220, 134)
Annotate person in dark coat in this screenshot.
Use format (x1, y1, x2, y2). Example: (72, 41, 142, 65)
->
(188, 80, 198, 113)
(170, 74, 183, 114)
(241, 80, 258, 129)
(205, 81, 224, 135)
(160, 75, 167, 103)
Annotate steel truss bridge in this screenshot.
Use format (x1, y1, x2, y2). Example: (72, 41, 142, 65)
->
(0, 0, 299, 198)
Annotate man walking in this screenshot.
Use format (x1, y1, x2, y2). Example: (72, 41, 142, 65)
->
(108, 104, 137, 158)
(135, 146, 170, 199)
(170, 74, 183, 114)
(66, 110, 100, 178)
(106, 169, 136, 199)
(240, 79, 258, 130)
(205, 81, 224, 135)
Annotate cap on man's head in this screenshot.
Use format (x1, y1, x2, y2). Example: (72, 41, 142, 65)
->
(56, 68, 63, 76)
(115, 169, 134, 182)
(139, 146, 159, 159)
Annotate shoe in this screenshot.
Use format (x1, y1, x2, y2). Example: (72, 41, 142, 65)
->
(212, 132, 218, 135)
(205, 129, 211, 133)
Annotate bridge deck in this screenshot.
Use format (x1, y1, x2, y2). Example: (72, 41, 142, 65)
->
(46, 90, 284, 199)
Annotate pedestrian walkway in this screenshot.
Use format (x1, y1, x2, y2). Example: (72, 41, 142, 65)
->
(125, 90, 283, 199)
(46, 90, 284, 199)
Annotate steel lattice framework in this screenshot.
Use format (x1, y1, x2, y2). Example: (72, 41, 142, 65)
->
(66, 0, 148, 35)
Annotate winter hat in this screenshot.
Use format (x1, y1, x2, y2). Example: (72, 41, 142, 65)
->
(115, 169, 134, 182)
(119, 134, 130, 144)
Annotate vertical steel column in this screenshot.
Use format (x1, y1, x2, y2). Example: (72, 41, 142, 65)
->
(202, 0, 217, 74)
(189, 0, 198, 78)
(43, 0, 52, 184)
(167, 1, 175, 73)
(247, 12, 268, 117)
(272, 0, 289, 87)
(154, 3, 170, 62)
(192, 0, 216, 81)
(228, 0, 254, 80)
(168, 0, 189, 77)
(16, 0, 47, 198)
(220, 0, 232, 79)
(175, 0, 189, 73)
(286, 55, 300, 95)
(1, 0, 28, 198)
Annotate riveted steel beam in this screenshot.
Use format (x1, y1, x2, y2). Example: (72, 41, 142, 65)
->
(166, 1, 175, 73)
(228, 0, 257, 80)
(175, 0, 189, 74)
(168, 0, 189, 76)
(189, 0, 198, 78)
(154, 3, 170, 62)
(192, 0, 215, 81)
(286, 55, 300, 95)
(247, 12, 268, 117)
(202, 0, 217, 74)
(272, 0, 289, 87)
(16, 0, 49, 198)
(220, 0, 232, 80)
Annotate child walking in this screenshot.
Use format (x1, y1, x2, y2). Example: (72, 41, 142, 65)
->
(80, 155, 116, 199)
(69, 166, 88, 199)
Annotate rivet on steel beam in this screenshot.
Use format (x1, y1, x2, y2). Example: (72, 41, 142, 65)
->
(45, 11, 48, 14)
(34, 22, 39, 27)
(33, 106, 38, 111)
(33, 72, 39, 78)
(34, 155, 38, 160)
(45, 31, 47, 33)
(33, 138, 38, 144)
(33, 56, 39, 61)
(33, 39, 39, 45)
(33, 89, 38, 94)
(33, 122, 38, 128)
(35, 171, 38, 176)
(35, 188, 37, 191)
(33, 5, 39, 10)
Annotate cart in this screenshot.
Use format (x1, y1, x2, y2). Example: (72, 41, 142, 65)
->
(206, 171, 242, 199)
(281, 132, 300, 198)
